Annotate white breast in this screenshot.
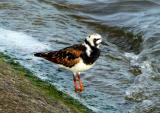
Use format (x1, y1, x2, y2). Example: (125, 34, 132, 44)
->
(59, 58, 94, 73)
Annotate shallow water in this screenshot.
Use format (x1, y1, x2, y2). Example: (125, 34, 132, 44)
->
(0, 0, 160, 113)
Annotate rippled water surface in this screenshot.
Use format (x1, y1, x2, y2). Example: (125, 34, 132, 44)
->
(0, 0, 160, 113)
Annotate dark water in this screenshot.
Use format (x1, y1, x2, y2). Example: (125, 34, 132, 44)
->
(0, 0, 160, 113)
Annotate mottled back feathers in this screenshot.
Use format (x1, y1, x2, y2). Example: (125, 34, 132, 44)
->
(34, 44, 85, 67)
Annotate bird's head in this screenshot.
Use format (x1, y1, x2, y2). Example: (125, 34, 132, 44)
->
(85, 33, 102, 48)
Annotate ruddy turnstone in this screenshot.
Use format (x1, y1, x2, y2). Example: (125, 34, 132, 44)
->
(34, 33, 102, 92)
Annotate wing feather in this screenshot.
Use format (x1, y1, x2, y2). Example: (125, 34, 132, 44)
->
(34, 44, 85, 67)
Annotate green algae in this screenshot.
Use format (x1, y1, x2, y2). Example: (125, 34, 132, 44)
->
(0, 52, 93, 113)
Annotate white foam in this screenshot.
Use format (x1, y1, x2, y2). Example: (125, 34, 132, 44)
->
(0, 28, 49, 53)
(141, 61, 153, 73)
(124, 52, 139, 61)
(124, 52, 153, 73)
(124, 52, 141, 68)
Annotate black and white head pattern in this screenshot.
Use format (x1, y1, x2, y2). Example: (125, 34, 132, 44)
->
(84, 33, 102, 56)
(85, 33, 102, 48)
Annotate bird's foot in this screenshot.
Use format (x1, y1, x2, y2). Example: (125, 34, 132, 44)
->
(74, 85, 84, 93)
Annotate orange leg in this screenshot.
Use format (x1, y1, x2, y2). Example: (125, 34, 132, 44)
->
(77, 73, 84, 92)
(73, 73, 84, 93)
(73, 75, 79, 92)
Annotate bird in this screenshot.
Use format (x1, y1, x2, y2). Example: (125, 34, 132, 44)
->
(34, 33, 102, 93)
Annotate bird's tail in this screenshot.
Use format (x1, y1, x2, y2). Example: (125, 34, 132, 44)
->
(34, 52, 46, 57)
(34, 51, 57, 58)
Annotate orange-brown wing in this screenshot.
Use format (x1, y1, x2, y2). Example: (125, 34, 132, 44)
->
(35, 44, 85, 67)
(51, 44, 85, 67)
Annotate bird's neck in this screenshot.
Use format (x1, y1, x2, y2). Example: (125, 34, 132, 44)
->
(83, 39, 98, 56)
(82, 40, 100, 65)
(83, 42, 92, 57)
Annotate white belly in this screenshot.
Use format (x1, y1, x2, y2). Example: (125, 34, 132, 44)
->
(59, 59, 94, 73)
